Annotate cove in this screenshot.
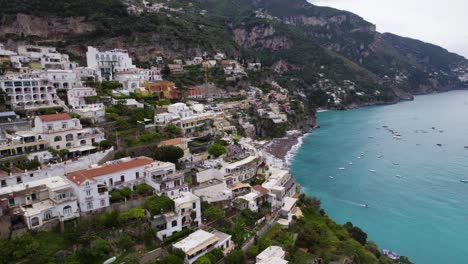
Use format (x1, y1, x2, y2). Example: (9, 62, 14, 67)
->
(290, 90, 468, 264)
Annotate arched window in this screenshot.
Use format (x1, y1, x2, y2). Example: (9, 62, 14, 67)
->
(80, 140, 86, 146)
(54, 136, 62, 142)
(65, 134, 73, 141)
(66, 143, 71, 149)
(63, 205, 72, 217)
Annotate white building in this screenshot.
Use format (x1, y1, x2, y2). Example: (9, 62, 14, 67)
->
(191, 169, 233, 204)
(262, 167, 297, 206)
(0, 77, 62, 110)
(67, 87, 105, 123)
(17, 45, 75, 70)
(66, 156, 154, 212)
(144, 161, 188, 197)
(173, 229, 234, 264)
(277, 197, 298, 227)
(33, 113, 105, 156)
(256, 246, 287, 264)
(42, 70, 80, 89)
(113, 68, 162, 91)
(0, 176, 79, 230)
(223, 155, 258, 185)
(86, 46, 136, 80)
(153, 192, 201, 240)
(155, 103, 217, 137)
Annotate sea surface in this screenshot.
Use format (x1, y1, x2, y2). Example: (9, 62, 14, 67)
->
(290, 90, 468, 264)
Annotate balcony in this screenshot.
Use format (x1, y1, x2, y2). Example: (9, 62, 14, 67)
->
(151, 172, 184, 183)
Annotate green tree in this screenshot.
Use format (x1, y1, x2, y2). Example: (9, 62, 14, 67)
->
(208, 143, 226, 158)
(202, 202, 225, 222)
(256, 237, 272, 252)
(344, 222, 368, 246)
(247, 245, 259, 258)
(135, 183, 153, 196)
(166, 124, 182, 138)
(152, 146, 184, 163)
(195, 256, 211, 264)
(225, 250, 246, 264)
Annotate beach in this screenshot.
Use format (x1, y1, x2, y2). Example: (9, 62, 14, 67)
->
(264, 130, 307, 162)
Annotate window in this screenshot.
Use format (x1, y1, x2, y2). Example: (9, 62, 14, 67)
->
(120, 175, 125, 183)
(192, 202, 197, 209)
(1, 180, 6, 187)
(8, 198, 14, 206)
(54, 136, 62, 142)
(87, 201, 93, 210)
(86, 181, 90, 186)
(16, 177, 22, 184)
(31, 193, 37, 200)
(100, 199, 105, 206)
(30, 173, 34, 178)
(43, 210, 52, 220)
(172, 220, 177, 227)
(86, 190, 91, 196)
(31, 217, 40, 227)
(47, 125, 53, 131)
(63, 206, 72, 216)
(62, 123, 67, 129)
(65, 134, 73, 141)
(135, 172, 140, 179)
(109, 178, 113, 186)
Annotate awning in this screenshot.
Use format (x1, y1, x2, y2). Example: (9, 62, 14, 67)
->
(68, 145, 97, 152)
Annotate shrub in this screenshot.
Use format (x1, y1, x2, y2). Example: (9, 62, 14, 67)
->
(118, 207, 146, 223)
(90, 237, 112, 261)
(152, 146, 184, 163)
(208, 143, 226, 158)
(225, 250, 246, 264)
(135, 183, 153, 196)
(161, 229, 192, 246)
(110, 190, 124, 203)
(195, 256, 211, 264)
(144, 195, 175, 217)
(120, 187, 132, 199)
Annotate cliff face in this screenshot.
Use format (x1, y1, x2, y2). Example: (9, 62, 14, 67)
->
(1, 0, 467, 108)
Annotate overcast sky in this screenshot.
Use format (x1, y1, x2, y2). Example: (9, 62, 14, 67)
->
(309, 0, 468, 58)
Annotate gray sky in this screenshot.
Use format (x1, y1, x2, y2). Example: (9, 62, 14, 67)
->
(309, 0, 468, 58)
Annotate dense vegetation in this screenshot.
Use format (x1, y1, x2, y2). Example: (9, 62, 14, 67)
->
(2, 0, 465, 108)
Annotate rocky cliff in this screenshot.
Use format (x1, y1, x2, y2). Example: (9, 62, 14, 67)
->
(1, 0, 467, 108)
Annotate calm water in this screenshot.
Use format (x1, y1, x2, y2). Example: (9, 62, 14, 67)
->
(290, 90, 468, 264)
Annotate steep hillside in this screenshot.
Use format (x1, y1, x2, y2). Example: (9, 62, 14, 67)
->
(0, 0, 466, 108)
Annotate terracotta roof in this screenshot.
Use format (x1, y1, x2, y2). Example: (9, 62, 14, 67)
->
(160, 138, 183, 146)
(252, 185, 269, 194)
(66, 157, 154, 185)
(38, 113, 71, 122)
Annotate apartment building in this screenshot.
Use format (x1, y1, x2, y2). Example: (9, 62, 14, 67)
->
(144, 161, 188, 197)
(0, 77, 62, 110)
(152, 192, 201, 240)
(0, 176, 79, 231)
(66, 157, 154, 212)
(33, 113, 105, 156)
(173, 229, 233, 264)
(86, 46, 136, 80)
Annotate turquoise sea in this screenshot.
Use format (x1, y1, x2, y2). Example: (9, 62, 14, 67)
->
(290, 90, 468, 264)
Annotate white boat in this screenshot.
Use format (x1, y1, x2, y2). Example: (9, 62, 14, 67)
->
(329, 176, 334, 179)
(349, 162, 353, 165)
(339, 167, 346, 170)
(461, 180, 468, 183)
(370, 169, 376, 173)
(464, 146, 468, 149)
(396, 174, 402, 178)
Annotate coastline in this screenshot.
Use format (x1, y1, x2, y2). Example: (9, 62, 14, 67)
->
(263, 129, 314, 164)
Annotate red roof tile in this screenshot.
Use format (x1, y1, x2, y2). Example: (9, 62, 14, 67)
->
(38, 113, 71, 122)
(160, 138, 183, 146)
(252, 185, 269, 194)
(66, 157, 154, 185)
